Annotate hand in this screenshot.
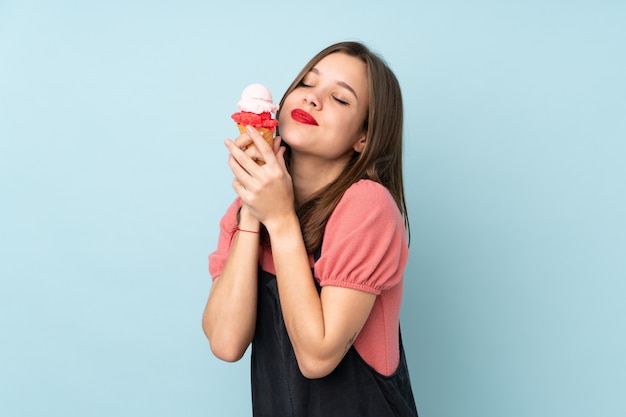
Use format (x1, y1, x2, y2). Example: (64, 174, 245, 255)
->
(232, 126, 281, 165)
(225, 126, 294, 229)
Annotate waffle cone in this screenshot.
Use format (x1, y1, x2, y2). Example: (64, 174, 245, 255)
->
(236, 124, 274, 147)
(236, 123, 275, 165)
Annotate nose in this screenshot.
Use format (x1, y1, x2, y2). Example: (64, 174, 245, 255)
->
(304, 90, 320, 109)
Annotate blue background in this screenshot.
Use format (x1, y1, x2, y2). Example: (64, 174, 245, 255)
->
(1, 1, 625, 416)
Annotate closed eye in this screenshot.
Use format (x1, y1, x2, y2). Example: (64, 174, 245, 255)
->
(333, 96, 349, 105)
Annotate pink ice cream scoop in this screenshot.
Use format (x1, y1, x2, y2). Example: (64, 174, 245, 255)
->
(231, 83, 279, 134)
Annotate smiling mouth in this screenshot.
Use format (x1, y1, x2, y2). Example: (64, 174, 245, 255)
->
(291, 109, 318, 126)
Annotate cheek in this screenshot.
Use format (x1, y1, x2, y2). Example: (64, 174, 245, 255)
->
(276, 112, 298, 141)
(278, 99, 296, 124)
(277, 111, 293, 134)
(280, 93, 298, 111)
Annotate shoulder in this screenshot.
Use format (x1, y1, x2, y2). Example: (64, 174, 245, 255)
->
(341, 179, 397, 205)
(315, 180, 408, 293)
(334, 179, 400, 217)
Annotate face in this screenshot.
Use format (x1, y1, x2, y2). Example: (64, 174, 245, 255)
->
(279, 52, 369, 163)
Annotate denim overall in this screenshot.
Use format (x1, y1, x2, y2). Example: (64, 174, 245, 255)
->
(251, 249, 419, 417)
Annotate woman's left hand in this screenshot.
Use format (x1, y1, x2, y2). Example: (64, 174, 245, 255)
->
(225, 125, 294, 229)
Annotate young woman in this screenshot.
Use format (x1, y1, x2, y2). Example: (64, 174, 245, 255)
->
(203, 41, 419, 417)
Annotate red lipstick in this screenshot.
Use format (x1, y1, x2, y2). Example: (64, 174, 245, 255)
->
(291, 109, 318, 126)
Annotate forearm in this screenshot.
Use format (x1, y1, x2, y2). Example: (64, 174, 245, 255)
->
(202, 211, 260, 361)
(268, 215, 337, 371)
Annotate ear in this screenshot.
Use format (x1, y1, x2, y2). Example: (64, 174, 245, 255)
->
(353, 134, 367, 153)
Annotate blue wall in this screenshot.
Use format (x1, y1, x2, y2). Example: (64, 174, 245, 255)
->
(1, 1, 624, 416)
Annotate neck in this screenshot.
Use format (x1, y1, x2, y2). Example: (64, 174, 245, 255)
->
(290, 152, 350, 206)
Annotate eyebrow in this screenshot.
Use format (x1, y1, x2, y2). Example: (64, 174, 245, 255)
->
(309, 68, 359, 100)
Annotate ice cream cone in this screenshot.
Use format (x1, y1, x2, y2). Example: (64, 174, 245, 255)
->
(236, 123, 274, 165)
(236, 123, 274, 146)
(232, 84, 278, 165)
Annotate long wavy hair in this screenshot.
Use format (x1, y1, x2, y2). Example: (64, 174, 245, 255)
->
(268, 41, 409, 252)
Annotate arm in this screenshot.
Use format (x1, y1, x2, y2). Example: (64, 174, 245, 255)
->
(202, 206, 261, 362)
(202, 129, 281, 361)
(268, 180, 407, 378)
(224, 129, 376, 378)
(268, 214, 376, 379)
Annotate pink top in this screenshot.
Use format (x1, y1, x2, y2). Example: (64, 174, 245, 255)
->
(208, 179, 409, 376)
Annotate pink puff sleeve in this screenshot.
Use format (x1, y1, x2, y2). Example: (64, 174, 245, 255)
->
(314, 180, 408, 294)
(208, 198, 243, 281)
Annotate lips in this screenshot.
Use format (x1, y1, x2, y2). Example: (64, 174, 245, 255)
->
(291, 109, 318, 126)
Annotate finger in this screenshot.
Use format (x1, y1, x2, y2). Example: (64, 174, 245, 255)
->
(244, 143, 265, 164)
(225, 139, 259, 179)
(233, 132, 253, 149)
(228, 154, 262, 199)
(272, 135, 282, 154)
(231, 176, 247, 198)
(231, 131, 264, 163)
(276, 146, 288, 170)
(246, 126, 275, 163)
